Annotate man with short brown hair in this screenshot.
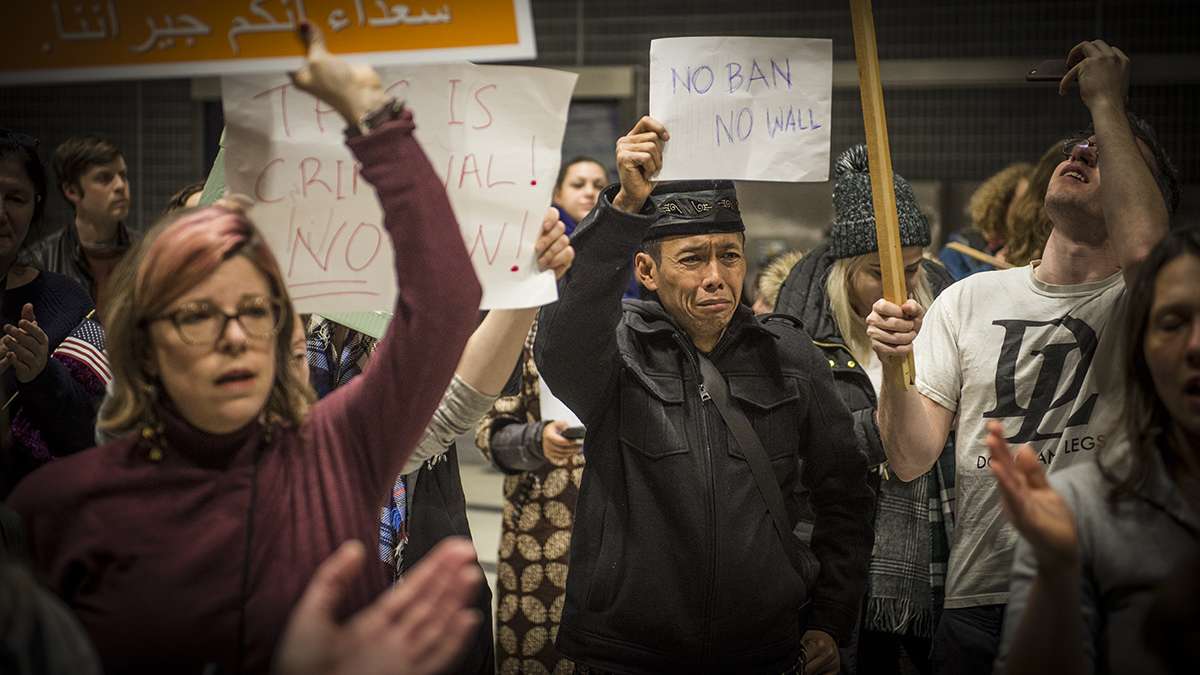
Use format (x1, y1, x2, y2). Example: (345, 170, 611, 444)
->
(23, 135, 133, 316)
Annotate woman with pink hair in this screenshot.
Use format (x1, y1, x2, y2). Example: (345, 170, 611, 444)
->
(8, 25, 482, 674)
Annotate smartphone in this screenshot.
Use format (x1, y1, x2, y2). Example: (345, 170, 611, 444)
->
(1026, 59, 1069, 82)
(561, 425, 586, 441)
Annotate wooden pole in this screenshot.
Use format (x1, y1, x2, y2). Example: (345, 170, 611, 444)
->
(849, 0, 914, 388)
(944, 241, 1014, 270)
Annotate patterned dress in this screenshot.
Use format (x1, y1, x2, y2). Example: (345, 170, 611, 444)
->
(475, 322, 584, 675)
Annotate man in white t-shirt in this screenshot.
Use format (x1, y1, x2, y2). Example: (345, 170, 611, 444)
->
(865, 41, 1180, 675)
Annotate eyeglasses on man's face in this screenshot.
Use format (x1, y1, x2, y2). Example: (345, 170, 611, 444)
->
(151, 296, 284, 346)
(1061, 137, 1099, 160)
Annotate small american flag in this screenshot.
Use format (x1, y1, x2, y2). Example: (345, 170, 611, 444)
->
(53, 317, 111, 385)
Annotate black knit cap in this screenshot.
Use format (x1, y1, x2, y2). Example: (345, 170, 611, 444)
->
(642, 179, 745, 243)
(830, 145, 930, 259)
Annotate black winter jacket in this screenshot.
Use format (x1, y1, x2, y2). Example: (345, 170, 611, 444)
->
(774, 241, 957, 641)
(535, 186, 875, 674)
(400, 448, 495, 675)
(1, 271, 103, 497)
(21, 223, 133, 305)
(774, 241, 955, 468)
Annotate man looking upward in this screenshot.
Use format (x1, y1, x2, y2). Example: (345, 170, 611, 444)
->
(866, 41, 1178, 674)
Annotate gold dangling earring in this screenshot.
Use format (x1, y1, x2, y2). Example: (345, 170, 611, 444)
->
(141, 422, 165, 462)
(258, 411, 273, 445)
(141, 381, 165, 462)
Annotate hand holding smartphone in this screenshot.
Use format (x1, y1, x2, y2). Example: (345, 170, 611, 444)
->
(1026, 59, 1069, 82)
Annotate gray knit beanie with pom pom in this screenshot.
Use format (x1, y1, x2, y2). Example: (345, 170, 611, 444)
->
(830, 144, 931, 259)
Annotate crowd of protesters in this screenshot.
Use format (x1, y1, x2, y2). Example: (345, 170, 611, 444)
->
(0, 24, 1195, 675)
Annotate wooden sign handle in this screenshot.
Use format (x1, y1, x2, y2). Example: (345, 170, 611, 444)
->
(850, 0, 914, 389)
(944, 241, 1014, 270)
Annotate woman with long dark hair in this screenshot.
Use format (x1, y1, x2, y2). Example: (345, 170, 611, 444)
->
(551, 156, 607, 235)
(992, 226, 1200, 675)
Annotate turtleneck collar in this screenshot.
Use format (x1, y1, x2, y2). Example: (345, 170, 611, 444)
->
(151, 402, 266, 471)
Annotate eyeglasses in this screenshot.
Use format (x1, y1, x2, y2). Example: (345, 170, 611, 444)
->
(0, 129, 39, 149)
(150, 296, 284, 346)
(1061, 137, 1099, 160)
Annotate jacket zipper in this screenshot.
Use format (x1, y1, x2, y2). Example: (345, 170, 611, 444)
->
(676, 334, 718, 660)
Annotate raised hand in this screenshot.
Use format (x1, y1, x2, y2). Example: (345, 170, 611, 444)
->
(865, 298, 924, 363)
(276, 538, 483, 675)
(534, 207, 575, 280)
(1060, 40, 1130, 111)
(612, 116, 670, 214)
(2, 303, 49, 383)
(986, 421, 1080, 574)
(289, 21, 390, 128)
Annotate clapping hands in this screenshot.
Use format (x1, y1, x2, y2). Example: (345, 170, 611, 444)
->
(276, 538, 483, 675)
(2, 303, 49, 383)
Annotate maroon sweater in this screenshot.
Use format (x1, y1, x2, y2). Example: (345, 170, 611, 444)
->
(7, 115, 483, 674)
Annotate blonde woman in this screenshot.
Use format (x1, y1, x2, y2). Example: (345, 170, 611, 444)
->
(938, 162, 1030, 281)
(775, 145, 955, 675)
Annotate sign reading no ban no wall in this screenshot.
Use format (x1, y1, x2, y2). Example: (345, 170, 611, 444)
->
(649, 36, 833, 182)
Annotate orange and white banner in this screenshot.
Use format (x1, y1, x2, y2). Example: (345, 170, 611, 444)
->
(0, 0, 535, 85)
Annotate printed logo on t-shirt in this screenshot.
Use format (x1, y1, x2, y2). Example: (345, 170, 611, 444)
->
(982, 314, 1099, 445)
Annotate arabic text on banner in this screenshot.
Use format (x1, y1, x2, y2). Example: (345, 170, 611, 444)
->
(221, 64, 577, 312)
(649, 36, 832, 183)
(0, 1, 535, 84)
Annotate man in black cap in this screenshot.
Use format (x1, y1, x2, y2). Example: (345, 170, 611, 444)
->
(535, 116, 874, 674)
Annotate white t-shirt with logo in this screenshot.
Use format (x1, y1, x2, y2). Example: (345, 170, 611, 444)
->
(914, 263, 1127, 609)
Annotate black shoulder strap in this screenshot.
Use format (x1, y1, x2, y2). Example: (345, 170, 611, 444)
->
(695, 353, 806, 578)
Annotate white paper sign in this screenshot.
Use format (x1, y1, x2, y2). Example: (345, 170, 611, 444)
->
(221, 64, 577, 312)
(649, 37, 832, 182)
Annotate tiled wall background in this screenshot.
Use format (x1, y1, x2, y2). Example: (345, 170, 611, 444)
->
(531, 0, 1198, 63)
(526, 0, 1198, 183)
(1, 79, 198, 241)
(2, 0, 1196, 246)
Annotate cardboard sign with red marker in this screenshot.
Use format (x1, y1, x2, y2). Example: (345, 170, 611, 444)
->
(221, 63, 577, 312)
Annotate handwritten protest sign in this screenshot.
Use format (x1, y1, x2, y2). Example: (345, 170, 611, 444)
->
(0, 1, 535, 84)
(221, 64, 577, 312)
(649, 37, 832, 182)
